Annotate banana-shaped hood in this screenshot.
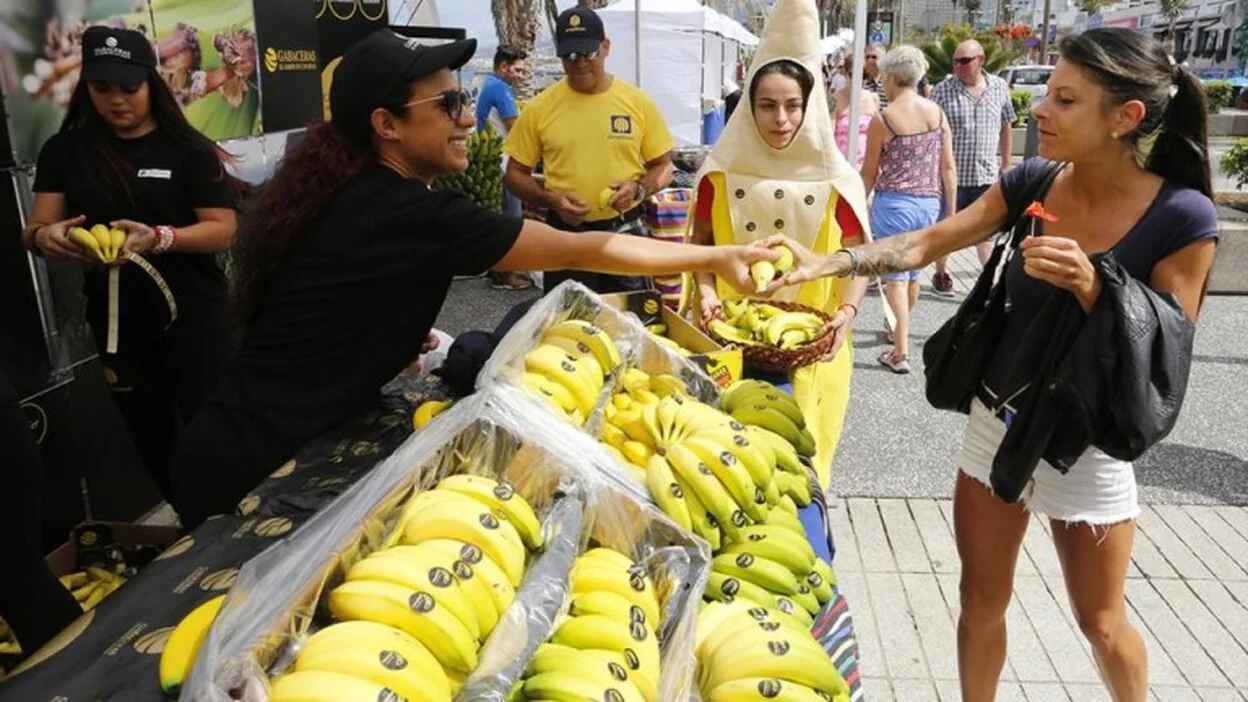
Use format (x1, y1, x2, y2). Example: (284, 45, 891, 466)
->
(696, 0, 870, 239)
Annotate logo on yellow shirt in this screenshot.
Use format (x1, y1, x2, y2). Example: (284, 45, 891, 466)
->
(610, 115, 633, 136)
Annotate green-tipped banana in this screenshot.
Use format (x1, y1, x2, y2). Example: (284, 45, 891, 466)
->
(525, 643, 654, 701)
(721, 528, 817, 576)
(708, 318, 759, 345)
(775, 471, 813, 508)
(722, 381, 806, 429)
(666, 443, 747, 542)
(751, 426, 805, 475)
(682, 436, 768, 522)
(795, 426, 817, 457)
(732, 403, 804, 448)
(646, 455, 693, 531)
(712, 553, 801, 597)
(436, 474, 544, 550)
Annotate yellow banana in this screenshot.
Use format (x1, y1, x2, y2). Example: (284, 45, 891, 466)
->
(621, 440, 654, 467)
(631, 389, 661, 406)
(812, 559, 837, 600)
(681, 436, 768, 522)
(774, 595, 816, 627)
(712, 552, 800, 597)
(721, 526, 817, 575)
(656, 395, 683, 445)
(542, 335, 606, 382)
(550, 614, 660, 674)
(708, 318, 757, 345)
(68, 226, 105, 262)
(749, 260, 776, 292)
(731, 404, 803, 448)
(410, 541, 516, 618)
(401, 501, 527, 586)
(569, 591, 650, 627)
(694, 427, 775, 488)
(412, 400, 452, 430)
(612, 393, 634, 411)
(294, 621, 450, 702)
(89, 224, 111, 260)
(158, 595, 227, 695)
(526, 643, 657, 702)
(543, 319, 623, 373)
(368, 546, 500, 635)
(570, 562, 661, 626)
(666, 443, 747, 542)
(436, 474, 544, 550)
(650, 374, 689, 399)
(600, 423, 628, 450)
(522, 670, 646, 702)
(346, 554, 481, 641)
(639, 403, 663, 447)
(676, 473, 722, 550)
(327, 579, 479, 673)
(579, 547, 638, 571)
(775, 471, 813, 508)
(619, 367, 651, 394)
(676, 401, 734, 436)
(522, 372, 579, 415)
(702, 622, 848, 700)
(705, 677, 837, 702)
(269, 670, 409, 702)
(108, 228, 126, 261)
(645, 454, 693, 531)
(524, 344, 600, 415)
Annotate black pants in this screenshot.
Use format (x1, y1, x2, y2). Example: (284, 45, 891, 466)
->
(0, 374, 82, 653)
(542, 209, 652, 295)
(93, 302, 228, 507)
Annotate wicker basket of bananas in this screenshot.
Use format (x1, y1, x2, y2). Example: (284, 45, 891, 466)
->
(704, 299, 835, 373)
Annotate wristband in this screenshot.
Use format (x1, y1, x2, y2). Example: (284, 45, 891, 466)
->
(834, 248, 859, 277)
(634, 180, 648, 204)
(152, 225, 177, 255)
(837, 302, 859, 318)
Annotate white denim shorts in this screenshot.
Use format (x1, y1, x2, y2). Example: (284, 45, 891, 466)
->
(957, 398, 1141, 525)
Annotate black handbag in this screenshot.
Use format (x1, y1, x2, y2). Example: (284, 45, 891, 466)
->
(922, 161, 1065, 413)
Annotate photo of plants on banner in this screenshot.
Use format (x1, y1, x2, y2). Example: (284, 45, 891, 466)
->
(1, 0, 260, 162)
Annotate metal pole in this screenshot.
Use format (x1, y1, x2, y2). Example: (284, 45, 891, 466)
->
(1040, 0, 1053, 64)
(636, 0, 643, 87)
(848, 0, 868, 165)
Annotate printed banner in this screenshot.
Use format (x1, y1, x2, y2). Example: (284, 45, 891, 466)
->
(253, 0, 324, 132)
(316, 0, 389, 121)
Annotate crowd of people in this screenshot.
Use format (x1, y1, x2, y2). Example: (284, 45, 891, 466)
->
(1, 1, 1222, 700)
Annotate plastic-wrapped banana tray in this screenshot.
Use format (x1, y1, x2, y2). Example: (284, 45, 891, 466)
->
(183, 388, 708, 702)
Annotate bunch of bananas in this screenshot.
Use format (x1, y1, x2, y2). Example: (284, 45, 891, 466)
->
(59, 565, 128, 611)
(68, 224, 126, 264)
(749, 244, 795, 292)
(707, 299, 829, 351)
(597, 367, 695, 472)
(696, 600, 850, 702)
(644, 323, 694, 357)
(432, 127, 505, 213)
(269, 474, 544, 701)
(510, 547, 661, 702)
(720, 380, 817, 460)
(521, 319, 623, 426)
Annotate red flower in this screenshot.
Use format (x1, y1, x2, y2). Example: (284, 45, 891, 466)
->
(1024, 201, 1059, 222)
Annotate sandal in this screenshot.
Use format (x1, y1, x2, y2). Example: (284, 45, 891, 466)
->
(878, 349, 911, 374)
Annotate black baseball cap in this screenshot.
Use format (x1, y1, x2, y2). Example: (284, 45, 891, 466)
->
(555, 8, 606, 57)
(81, 26, 157, 86)
(330, 29, 477, 139)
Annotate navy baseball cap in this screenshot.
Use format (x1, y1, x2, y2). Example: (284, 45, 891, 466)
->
(81, 26, 157, 86)
(555, 8, 606, 57)
(330, 29, 477, 139)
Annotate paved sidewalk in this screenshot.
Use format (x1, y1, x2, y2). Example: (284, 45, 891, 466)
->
(829, 497, 1248, 701)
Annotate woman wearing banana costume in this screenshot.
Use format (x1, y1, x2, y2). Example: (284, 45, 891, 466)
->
(168, 29, 774, 528)
(687, 0, 872, 488)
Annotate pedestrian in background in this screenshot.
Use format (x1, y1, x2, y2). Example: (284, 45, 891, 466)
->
(862, 44, 889, 108)
(829, 54, 880, 169)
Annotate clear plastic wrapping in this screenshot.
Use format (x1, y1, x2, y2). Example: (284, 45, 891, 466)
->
(183, 386, 708, 702)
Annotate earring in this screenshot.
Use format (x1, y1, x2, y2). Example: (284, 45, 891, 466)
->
(1110, 132, 1119, 140)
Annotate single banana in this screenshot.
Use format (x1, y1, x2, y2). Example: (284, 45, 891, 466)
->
(269, 670, 409, 702)
(656, 395, 683, 445)
(705, 677, 839, 702)
(694, 426, 775, 488)
(522, 670, 645, 702)
(731, 404, 803, 448)
(542, 335, 606, 382)
(676, 474, 722, 550)
(722, 381, 805, 428)
(650, 374, 689, 399)
(775, 495, 801, 517)
(522, 372, 579, 415)
(327, 579, 479, 673)
(704, 571, 775, 611)
(666, 443, 747, 542)
(708, 319, 757, 345)
(749, 260, 777, 292)
(569, 590, 649, 627)
(543, 319, 622, 373)
(750, 427, 805, 476)
(645, 454, 693, 531)
(631, 388, 662, 406)
(68, 226, 105, 261)
(524, 344, 600, 415)
(600, 423, 628, 449)
(676, 401, 733, 436)
(702, 624, 849, 700)
(795, 426, 817, 458)
(158, 595, 227, 695)
(294, 622, 450, 702)
(682, 436, 768, 522)
(791, 582, 823, 616)
(346, 554, 481, 641)
(89, 224, 111, 260)
(812, 559, 836, 597)
(773, 595, 816, 627)
(550, 614, 660, 675)
(712, 553, 801, 597)
(619, 367, 651, 394)
(775, 471, 813, 508)
(721, 528, 817, 576)
(613, 393, 634, 411)
(526, 643, 657, 702)
(639, 403, 664, 447)
(108, 228, 126, 262)
(436, 474, 544, 550)
(570, 562, 661, 625)
(409, 541, 516, 618)
(614, 410, 652, 446)
(578, 547, 638, 572)
(621, 440, 654, 467)
(401, 501, 527, 586)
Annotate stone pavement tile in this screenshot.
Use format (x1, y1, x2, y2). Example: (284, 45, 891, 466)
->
(1137, 505, 1216, 580)
(839, 570, 888, 678)
(1150, 578, 1248, 688)
(1020, 682, 1070, 701)
(1013, 575, 1102, 683)
(1022, 517, 1064, 578)
(829, 499, 862, 573)
(934, 679, 960, 702)
(1228, 580, 1248, 608)
(879, 499, 931, 573)
(849, 498, 898, 573)
(891, 679, 941, 701)
(1125, 578, 1229, 687)
(1002, 585, 1061, 684)
(1196, 688, 1248, 702)
(1152, 686, 1202, 702)
(1131, 516, 1181, 579)
(1216, 506, 1248, 541)
(1185, 505, 1248, 576)
(866, 571, 930, 679)
(1152, 505, 1248, 581)
(934, 573, 1019, 681)
(861, 677, 895, 702)
(995, 682, 1028, 701)
(1063, 683, 1112, 701)
(901, 572, 959, 680)
(1187, 579, 1248, 653)
(1125, 594, 1188, 687)
(908, 499, 960, 574)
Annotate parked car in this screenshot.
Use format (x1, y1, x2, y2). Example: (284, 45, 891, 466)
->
(999, 65, 1053, 100)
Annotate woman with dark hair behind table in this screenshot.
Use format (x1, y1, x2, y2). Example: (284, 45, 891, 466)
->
(20, 26, 240, 513)
(767, 28, 1218, 701)
(168, 29, 774, 529)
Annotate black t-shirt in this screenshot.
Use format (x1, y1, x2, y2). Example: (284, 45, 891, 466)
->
(184, 165, 522, 478)
(33, 128, 237, 341)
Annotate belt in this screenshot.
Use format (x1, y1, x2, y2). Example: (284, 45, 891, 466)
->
(582, 206, 644, 231)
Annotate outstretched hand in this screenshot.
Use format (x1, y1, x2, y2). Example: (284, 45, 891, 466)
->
(753, 235, 827, 294)
(714, 245, 779, 296)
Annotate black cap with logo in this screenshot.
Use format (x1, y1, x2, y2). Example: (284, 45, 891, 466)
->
(81, 26, 158, 87)
(330, 29, 477, 140)
(555, 8, 606, 57)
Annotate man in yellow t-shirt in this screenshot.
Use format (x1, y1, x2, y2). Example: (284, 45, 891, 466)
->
(505, 7, 675, 294)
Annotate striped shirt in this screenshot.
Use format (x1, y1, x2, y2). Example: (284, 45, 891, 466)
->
(863, 75, 888, 108)
(931, 74, 1016, 187)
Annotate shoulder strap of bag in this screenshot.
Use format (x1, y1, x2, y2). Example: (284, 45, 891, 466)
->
(1002, 161, 1065, 241)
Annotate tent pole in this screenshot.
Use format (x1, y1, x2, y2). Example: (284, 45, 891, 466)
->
(848, 0, 868, 165)
(636, 0, 643, 87)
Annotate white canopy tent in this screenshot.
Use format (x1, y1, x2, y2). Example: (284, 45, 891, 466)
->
(599, 0, 758, 147)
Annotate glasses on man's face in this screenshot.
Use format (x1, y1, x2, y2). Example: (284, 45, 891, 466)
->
(953, 56, 981, 66)
(561, 51, 600, 63)
(404, 90, 473, 121)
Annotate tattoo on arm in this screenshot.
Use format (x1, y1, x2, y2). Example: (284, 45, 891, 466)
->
(846, 233, 923, 277)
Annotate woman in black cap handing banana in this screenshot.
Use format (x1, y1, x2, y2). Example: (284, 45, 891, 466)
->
(21, 26, 240, 507)
(167, 30, 774, 528)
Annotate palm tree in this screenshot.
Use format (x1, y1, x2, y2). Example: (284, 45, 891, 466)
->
(1160, 0, 1190, 41)
(1077, 0, 1108, 16)
(492, 0, 543, 98)
(544, 0, 609, 38)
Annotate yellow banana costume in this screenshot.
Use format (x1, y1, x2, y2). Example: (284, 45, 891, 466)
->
(684, 0, 871, 489)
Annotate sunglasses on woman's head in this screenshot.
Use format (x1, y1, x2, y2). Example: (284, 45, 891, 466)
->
(404, 90, 473, 121)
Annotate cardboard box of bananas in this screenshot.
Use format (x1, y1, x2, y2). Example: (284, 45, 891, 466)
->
(67, 223, 128, 264)
(175, 390, 708, 702)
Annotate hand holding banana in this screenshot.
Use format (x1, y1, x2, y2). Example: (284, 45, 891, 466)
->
(64, 222, 129, 264)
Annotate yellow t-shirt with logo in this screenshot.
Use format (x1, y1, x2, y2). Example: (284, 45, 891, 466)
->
(505, 77, 675, 223)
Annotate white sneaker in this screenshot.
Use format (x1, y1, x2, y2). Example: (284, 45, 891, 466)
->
(878, 349, 911, 374)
